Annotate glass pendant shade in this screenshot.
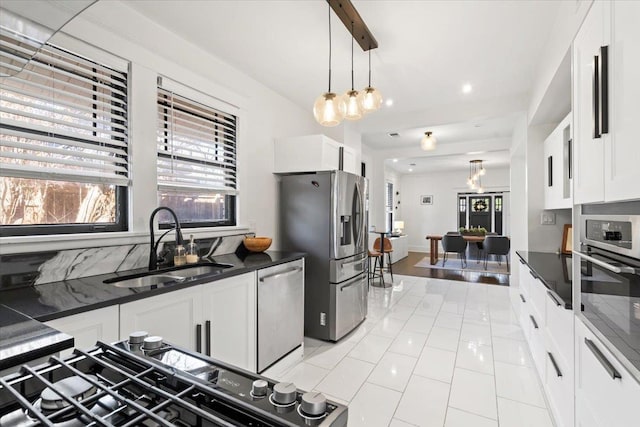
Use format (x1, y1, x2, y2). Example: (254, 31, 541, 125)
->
(343, 90, 363, 120)
(313, 92, 345, 127)
(357, 86, 383, 113)
(420, 132, 437, 151)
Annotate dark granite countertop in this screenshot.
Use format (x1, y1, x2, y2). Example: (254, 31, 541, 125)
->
(516, 251, 573, 309)
(0, 250, 305, 322)
(0, 304, 73, 370)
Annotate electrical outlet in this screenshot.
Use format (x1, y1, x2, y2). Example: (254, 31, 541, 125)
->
(540, 211, 556, 225)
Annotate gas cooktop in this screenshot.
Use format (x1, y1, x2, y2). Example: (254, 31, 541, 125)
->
(0, 333, 347, 426)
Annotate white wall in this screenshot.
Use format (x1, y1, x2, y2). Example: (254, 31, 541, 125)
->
(1, 1, 332, 254)
(399, 167, 510, 252)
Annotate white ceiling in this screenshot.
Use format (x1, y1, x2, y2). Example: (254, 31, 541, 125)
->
(386, 150, 511, 175)
(117, 0, 561, 172)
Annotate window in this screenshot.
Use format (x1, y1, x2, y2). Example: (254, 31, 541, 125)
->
(156, 86, 237, 227)
(495, 196, 503, 212)
(0, 37, 129, 236)
(385, 181, 393, 232)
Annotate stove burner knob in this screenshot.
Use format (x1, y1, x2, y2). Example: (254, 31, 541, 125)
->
(272, 382, 297, 405)
(142, 336, 163, 351)
(251, 379, 268, 397)
(129, 331, 148, 344)
(300, 391, 327, 416)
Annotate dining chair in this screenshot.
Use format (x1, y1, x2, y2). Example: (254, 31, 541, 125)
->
(373, 237, 394, 282)
(483, 235, 511, 271)
(441, 235, 467, 268)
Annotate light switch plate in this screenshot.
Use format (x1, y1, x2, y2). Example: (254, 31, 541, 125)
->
(540, 211, 556, 225)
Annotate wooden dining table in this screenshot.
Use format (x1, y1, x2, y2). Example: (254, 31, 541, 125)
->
(425, 234, 486, 265)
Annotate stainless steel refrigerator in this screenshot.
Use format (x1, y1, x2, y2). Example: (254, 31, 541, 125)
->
(279, 171, 368, 341)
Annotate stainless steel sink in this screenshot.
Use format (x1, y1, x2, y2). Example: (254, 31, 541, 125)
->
(165, 265, 227, 277)
(105, 263, 231, 288)
(109, 274, 186, 288)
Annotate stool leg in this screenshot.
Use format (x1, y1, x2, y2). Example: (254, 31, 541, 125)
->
(387, 253, 394, 281)
(378, 256, 385, 286)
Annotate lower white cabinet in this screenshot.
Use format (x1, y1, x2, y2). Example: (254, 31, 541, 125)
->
(119, 285, 203, 351)
(575, 318, 640, 427)
(201, 272, 256, 372)
(45, 305, 119, 357)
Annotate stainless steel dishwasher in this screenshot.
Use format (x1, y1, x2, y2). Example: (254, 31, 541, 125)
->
(257, 259, 304, 373)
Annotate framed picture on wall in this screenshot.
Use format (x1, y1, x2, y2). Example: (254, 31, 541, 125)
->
(420, 195, 433, 205)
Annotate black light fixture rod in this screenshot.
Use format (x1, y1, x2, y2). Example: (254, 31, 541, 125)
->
(327, 0, 378, 51)
(368, 49, 372, 87)
(328, 2, 332, 93)
(350, 21, 355, 90)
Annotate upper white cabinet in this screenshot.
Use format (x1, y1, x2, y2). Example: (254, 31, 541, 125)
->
(274, 134, 358, 175)
(45, 306, 119, 357)
(544, 113, 572, 209)
(573, 0, 640, 203)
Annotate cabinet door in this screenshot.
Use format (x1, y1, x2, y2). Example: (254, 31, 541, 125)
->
(201, 272, 256, 371)
(119, 287, 203, 351)
(45, 306, 119, 357)
(604, 1, 640, 201)
(575, 318, 640, 427)
(573, 1, 606, 204)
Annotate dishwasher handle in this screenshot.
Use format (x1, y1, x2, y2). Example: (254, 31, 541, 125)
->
(259, 267, 303, 282)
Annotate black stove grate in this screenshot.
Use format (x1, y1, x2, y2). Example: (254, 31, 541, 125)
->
(0, 342, 241, 427)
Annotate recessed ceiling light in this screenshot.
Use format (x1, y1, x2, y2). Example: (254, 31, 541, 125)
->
(462, 83, 472, 94)
(392, 158, 398, 162)
(408, 168, 413, 172)
(466, 151, 485, 155)
(385, 99, 394, 107)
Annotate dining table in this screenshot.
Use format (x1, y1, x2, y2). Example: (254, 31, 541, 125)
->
(425, 234, 487, 266)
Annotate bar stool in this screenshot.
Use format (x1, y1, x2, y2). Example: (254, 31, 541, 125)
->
(373, 237, 394, 282)
(367, 249, 383, 287)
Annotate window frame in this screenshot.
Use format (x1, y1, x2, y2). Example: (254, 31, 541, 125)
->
(0, 40, 130, 237)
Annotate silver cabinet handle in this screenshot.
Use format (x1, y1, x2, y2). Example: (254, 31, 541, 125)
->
(547, 291, 562, 307)
(259, 266, 303, 282)
(585, 338, 621, 380)
(530, 315, 539, 330)
(572, 251, 638, 275)
(520, 293, 526, 303)
(548, 352, 562, 377)
(528, 270, 538, 279)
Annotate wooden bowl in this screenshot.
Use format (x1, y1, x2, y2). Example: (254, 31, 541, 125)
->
(244, 237, 272, 253)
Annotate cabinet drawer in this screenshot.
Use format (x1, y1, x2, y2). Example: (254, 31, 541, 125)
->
(529, 310, 546, 378)
(544, 339, 574, 427)
(545, 290, 573, 364)
(575, 319, 640, 427)
(529, 274, 546, 327)
(518, 259, 531, 298)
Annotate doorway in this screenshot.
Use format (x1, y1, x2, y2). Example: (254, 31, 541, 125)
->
(458, 192, 507, 235)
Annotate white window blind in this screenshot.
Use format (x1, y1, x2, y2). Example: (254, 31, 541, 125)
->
(157, 87, 237, 194)
(0, 36, 129, 186)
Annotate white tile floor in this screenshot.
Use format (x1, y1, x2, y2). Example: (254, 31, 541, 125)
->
(270, 274, 555, 427)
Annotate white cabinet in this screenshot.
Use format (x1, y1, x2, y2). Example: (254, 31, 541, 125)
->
(201, 272, 256, 372)
(573, 0, 640, 203)
(45, 306, 119, 357)
(274, 134, 359, 175)
(517, 260, 575, 427)
(543, 113, 572, 209)
(120, 286, 203, 351)
(575, 317, 640, 427)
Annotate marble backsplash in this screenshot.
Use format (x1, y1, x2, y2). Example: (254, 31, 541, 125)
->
(0, 233, 250, 290)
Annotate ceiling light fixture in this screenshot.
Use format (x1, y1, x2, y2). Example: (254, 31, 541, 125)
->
(420, 131, 437, 151)
(313, 3, 345, 127)
(385, 99, 394, 107)
(358, 48, 383, 113)
(462, 83, 473, 94)
(343, 21, 363, 120)
(467, 159, 486, 193)
(392, 158, 398, 162)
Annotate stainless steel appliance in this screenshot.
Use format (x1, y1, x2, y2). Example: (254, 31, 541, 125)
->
(0, 333, 348, 426)
(257, 259, 304, 373)
(279, 171, 368, 341)
(574, 201, 640, 378)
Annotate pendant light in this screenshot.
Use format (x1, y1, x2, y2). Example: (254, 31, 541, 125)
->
(467, 160, 486, 193)
(357, 48, 383, 113)
(343, 21, 363, 120)
(420, 131, 437, 151)
(314, 3, 345, 127)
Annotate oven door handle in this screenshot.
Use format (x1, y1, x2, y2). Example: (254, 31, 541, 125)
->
(572, 251, 639, 275)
